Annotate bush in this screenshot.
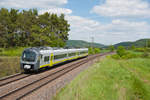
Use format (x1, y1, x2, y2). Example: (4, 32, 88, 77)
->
(145, 48, 150, 52)
(134, 48, 146, 52)
(130, 45, 135, 50)
(141, 52, 149, 58)
(94, 48, 101, 54)
(112, 46, 140, 59)
(111, 54, 121, 59)
(121, 52, 138, 59)
(116, 46, 127, 57)
(109, 45, 115, 52)
(112, 52, 139, 60)
(88, 48, 94, 55)
(88, 47, 101, 55)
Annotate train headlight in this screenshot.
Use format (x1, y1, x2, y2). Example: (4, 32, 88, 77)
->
(24, 65, 31, 69)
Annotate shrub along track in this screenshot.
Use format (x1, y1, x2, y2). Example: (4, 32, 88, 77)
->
(0, 53, 112, 100)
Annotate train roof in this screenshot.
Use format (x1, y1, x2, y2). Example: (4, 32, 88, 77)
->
(40, 48, 88, 54)
(24, 47, 88, 54)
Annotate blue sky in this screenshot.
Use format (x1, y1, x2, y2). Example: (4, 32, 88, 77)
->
(1, 0, 150, 45)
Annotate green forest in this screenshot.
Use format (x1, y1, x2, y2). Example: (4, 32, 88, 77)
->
(0, 8, 70, 48)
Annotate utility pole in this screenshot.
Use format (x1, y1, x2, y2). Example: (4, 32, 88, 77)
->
(146, 39, 148, 49)
(145, 39, 148, 48)
(91, 36, 94, 51)
(147, 39, 149, 48)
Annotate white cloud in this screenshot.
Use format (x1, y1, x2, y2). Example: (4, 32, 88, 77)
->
(39, 8, 72, 15)
(66, 16, 150, 44)
(66, 16, 101, 30)
(65, 15, 104, 41)
(91, 0, 150, 18)
(0, 0, 67, 8)
(107, 19, 150, 33)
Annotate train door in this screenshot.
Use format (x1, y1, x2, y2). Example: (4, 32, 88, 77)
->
(40, 53, 50, 68)
(50, 53, 53, 66)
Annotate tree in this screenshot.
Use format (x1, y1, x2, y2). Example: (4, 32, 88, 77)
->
(131, 45, 135, 50)
(147, 40, 150, 48)
(0, 8, 10, 48)
(0, 8, 70, 48)
(109, 45, 115, 52)
(0, 24, 7, 47)
(94, 48, 101, 54)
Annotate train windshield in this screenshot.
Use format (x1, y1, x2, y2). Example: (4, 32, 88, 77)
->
(22, 51, 36, 62)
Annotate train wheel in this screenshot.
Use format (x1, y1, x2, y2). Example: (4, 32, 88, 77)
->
(24, 69, 30, 74)
(34, 70, 39, 74)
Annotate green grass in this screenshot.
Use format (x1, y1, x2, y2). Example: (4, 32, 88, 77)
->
(0, 47, 27, 56)
(54, 57, 150, 100)
(128, 50, 143, 55)
(100, 49, 110, 53)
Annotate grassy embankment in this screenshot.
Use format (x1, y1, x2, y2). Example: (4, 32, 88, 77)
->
(0, 47, 26, 56)
(54, 56, 150, 100)
(0, 47, 26, 78)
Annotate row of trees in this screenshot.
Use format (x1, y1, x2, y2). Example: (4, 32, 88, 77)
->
(0, 8, 70, 48)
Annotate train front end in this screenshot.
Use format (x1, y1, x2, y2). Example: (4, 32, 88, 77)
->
(20, 48, 40, 72)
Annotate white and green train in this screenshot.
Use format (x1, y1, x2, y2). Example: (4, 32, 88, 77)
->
(20, 47, 88, 72)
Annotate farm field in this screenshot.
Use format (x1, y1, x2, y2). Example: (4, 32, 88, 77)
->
(54, 57, 150, 100)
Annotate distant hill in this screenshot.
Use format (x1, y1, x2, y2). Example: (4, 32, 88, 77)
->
(114, 39, 150, 48)
(66, 39, 150, 49)
(66, 40, 105, 48)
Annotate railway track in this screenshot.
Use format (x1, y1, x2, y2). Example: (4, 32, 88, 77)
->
(0, 53, 112, 100)
(0, 73, 30, 87)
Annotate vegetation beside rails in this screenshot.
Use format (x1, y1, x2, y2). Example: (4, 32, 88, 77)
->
(53, 57, 150, 100)
(111, 46, 150, 59)
(0, 57, 20, 78)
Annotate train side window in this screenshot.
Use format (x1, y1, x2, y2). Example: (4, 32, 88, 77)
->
(54, 54, 67, 60)
(68, 52, 76, 57)
(80, 51, 86, 54)
(44, 56, 49, 62)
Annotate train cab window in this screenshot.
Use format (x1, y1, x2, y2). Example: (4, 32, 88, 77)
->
(44, 56, 49, 62)
(22, 51, 36, 62)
